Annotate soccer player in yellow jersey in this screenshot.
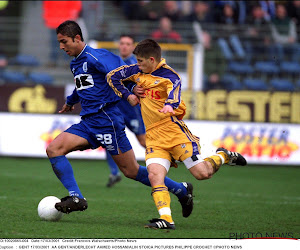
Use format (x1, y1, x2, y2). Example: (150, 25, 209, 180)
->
(107, 39, 247, 230)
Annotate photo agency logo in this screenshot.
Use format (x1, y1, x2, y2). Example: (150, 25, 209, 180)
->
(229, 232, 296, 239)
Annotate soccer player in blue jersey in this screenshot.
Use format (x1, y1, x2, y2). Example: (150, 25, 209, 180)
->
(46, 20, 194, 217)
(105, 34, 146, 187)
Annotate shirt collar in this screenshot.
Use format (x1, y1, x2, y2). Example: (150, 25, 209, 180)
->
(150, 58, 166, 73)
(75, 44, 87, 59)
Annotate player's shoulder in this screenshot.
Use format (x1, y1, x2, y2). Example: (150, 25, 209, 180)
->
(94, 48, 119, 59)
(154, 64, 181, 81)
(89, 47, 123, 65)
(81, 46, 108, 58)
(82, 46, 103, 62)
(112, 62, 139, 73)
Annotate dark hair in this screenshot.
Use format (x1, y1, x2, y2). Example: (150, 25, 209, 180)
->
(133, 39, 161, 61)
(120, 34, 135, 43)
(56, 20, 84, 41)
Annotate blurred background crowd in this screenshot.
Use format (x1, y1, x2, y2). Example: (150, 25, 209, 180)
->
(0, 0, 300, 91)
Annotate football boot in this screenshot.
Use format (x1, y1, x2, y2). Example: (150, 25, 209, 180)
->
(55, 196, 88, 214)
(145, 218, 175, 230)
(178, 182, 194, 218)
(216, 147, 247, 166)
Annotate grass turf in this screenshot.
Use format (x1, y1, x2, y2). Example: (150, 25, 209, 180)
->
(0, 156, 299, 239)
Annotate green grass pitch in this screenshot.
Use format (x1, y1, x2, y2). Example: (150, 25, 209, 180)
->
(0, 156, 299, 239)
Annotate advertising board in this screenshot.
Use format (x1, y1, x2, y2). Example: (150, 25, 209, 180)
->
(0, 113, 299, 165)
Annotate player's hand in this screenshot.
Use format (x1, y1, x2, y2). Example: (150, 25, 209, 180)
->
(59, 103, 74, 113)
(133, 85, 146, 98)
(158, 105, 175, 115)
(127, 94, 140, 106)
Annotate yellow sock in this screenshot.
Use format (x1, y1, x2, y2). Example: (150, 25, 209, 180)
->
(204, 152, 229, 173)
(217, 151, 230, 163)
(152, 185, 173, 224)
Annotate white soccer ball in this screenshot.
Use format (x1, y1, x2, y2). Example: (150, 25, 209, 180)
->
(38, 196, 63, 221)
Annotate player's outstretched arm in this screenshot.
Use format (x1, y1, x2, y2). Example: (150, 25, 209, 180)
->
(127, 94, 140, 106)
(158, 104, 175, 115)
(59, 103, 75, 113)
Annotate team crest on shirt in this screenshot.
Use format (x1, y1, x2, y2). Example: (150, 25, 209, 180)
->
(154, 80, 160, 84)
(181, 144, 186, 148)
(83, 62, 88, 72)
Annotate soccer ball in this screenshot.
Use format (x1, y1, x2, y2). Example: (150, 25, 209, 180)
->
(38, 196, 63, 221)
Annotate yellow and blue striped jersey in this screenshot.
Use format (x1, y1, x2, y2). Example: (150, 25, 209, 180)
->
(106, 59, 186, 130)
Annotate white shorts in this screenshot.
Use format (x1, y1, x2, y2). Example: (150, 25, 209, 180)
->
(146, 154, 204, 172)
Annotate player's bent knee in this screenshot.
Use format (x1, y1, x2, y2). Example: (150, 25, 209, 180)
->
(189, 163, 212, 180)
(201, 172, 212, 180)
(46, 142, 65, 158)
(147, 172, 156, 183)
(194, 171, 212, 180)
(118, 165, 137, 179)
(123, 170, 136, 179)
(46, 144, 56, 158)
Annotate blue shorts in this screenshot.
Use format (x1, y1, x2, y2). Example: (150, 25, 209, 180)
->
(117, 99, 146, 135)
(65, 104, 132, 155)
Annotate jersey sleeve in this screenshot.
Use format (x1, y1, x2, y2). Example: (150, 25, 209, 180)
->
(66, 88, 80, 106)
(165, 73, 182, 109)
(106, 65, 139, 100)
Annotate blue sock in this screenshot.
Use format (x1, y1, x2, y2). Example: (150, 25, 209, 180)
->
(49, 155, 84, 199)
(135, 165, 187, 199)
(106, 150, 120, 176)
